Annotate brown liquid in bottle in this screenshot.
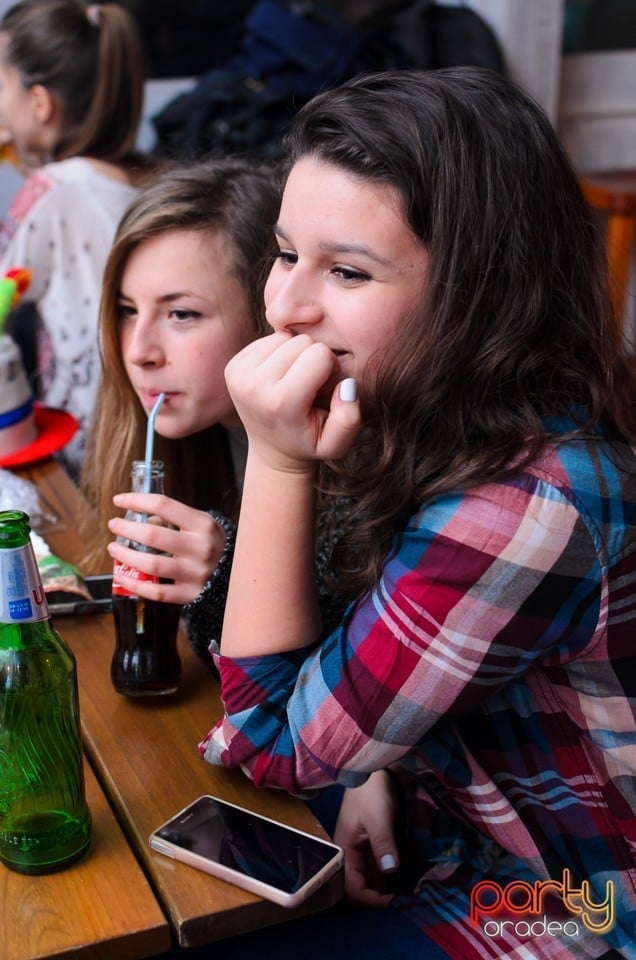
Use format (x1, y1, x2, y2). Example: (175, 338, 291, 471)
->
(111, 594, 181, 695)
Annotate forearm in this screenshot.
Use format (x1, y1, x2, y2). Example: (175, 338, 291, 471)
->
(221, 453, 321, 657)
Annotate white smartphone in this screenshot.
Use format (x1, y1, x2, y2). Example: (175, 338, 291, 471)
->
(149, 795, 344, 909)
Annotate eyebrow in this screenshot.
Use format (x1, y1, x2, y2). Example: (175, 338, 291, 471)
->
(117, 290, 196, 304)
(274, 223, 391, 267)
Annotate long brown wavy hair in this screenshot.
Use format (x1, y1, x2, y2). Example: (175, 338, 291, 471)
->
(280, 67, 636, 597)
(80, 157, 279, 569)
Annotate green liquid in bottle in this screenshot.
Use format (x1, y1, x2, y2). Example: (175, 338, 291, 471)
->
(0, 511, 91, 874)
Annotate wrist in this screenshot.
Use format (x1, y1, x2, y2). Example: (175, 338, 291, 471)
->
(244, 451, 318, 500)
(248, 446, 319, 478)
(185, 512, 236, 610)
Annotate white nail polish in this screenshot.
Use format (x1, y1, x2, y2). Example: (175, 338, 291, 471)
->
(380, 853, 396, 872)
(340, 377, 357, 402)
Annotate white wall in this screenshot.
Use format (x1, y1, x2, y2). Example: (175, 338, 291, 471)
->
(557, 45, 636, 342)
(558, 50, 636, 172)
(468, 0, 566, 123)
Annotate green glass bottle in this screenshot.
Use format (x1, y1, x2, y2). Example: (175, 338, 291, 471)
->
(0, 510, 91, 874)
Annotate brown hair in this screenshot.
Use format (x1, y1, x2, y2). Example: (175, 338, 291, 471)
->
(80, 156, 279, 570)
(0, 0, 145, 164)
(281, 67, 636, 596)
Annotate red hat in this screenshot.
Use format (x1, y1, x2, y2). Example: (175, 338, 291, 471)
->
(0, 403, 78, 468)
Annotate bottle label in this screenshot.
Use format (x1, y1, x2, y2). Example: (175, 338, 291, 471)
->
(112, 562, 159, 599)
(0, 544, 48, 623)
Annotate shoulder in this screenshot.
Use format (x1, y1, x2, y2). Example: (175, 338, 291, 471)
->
(4, 160, 97, 222)
(37, 159, 138, 232)
(40, 157, 136, 194)
(530, 431, 635, 517)
(23, 158, 135, 204)
(41, 157, 105, 182)
(20, 157, 92, 192)
(0, 165, 66, 260)
(407, 432, 635, 573)
(529, 432, 635, 564)
(3, 165, 58, 223)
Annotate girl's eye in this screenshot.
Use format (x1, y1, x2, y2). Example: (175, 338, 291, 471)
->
(170, 308, 201, 323)
(273, 250, 297, 269)
(116, 302, 136, 321)
(332, 265, 372, 284)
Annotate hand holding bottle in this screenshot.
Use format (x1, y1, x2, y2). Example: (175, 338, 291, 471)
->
(110, 461, 182, 697)
(108, 492, 226, 605)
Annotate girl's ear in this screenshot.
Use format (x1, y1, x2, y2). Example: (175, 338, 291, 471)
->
(28, 83, 56, 125)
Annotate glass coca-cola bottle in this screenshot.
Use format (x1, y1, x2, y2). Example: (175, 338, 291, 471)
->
(0, 509, 91, 874)
(111, 460, 182, 696)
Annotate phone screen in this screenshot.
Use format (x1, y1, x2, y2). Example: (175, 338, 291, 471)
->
(85, 575, 114, 601)
(154, 796, 340, 894)
(48, 575, 113, 615)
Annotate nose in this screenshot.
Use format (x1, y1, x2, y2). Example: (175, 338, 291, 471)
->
(122, 316, 165, 369)
(265, 270, 324, 334)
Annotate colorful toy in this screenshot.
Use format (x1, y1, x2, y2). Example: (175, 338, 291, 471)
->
(0, 268, 32, 335)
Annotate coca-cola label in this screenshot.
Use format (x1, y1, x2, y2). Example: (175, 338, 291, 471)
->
(0, 544, 49, 623)
(112, 562, 159, 598)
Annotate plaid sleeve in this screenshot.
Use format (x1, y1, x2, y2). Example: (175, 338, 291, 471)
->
(201, 470, 603, 793)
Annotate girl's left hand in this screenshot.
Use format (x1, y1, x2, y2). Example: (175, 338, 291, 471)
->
(225, 331, 361, 473)
(107, 493, 226, 605)
(334, 771, 401, 908)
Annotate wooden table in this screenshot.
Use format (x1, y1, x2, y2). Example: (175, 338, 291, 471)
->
(14, 458, 343, 952)
(3, 464, 171, 960)
(1, 759, 170, 960)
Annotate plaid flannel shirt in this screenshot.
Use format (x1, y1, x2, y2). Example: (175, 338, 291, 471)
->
(201, 429, 636, 959)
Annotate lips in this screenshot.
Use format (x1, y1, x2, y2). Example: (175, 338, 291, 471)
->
(137, 389, 174, 410)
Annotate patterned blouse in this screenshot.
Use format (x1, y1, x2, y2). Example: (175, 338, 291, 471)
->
(0, 157, 138, 476)
(201, 428, 636, 959)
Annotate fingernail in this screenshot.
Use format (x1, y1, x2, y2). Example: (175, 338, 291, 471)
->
(380, 853, 397, 872)
(340, 377, 357, 402)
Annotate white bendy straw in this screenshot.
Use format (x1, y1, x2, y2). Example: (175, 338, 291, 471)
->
(143, 393, 166, 493)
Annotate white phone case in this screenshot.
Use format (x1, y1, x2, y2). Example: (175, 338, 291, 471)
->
(149, 794, 344, 909)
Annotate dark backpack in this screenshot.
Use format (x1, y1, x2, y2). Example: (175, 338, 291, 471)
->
(152, 0, 365, 161)
(151, 0, 505, 162)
